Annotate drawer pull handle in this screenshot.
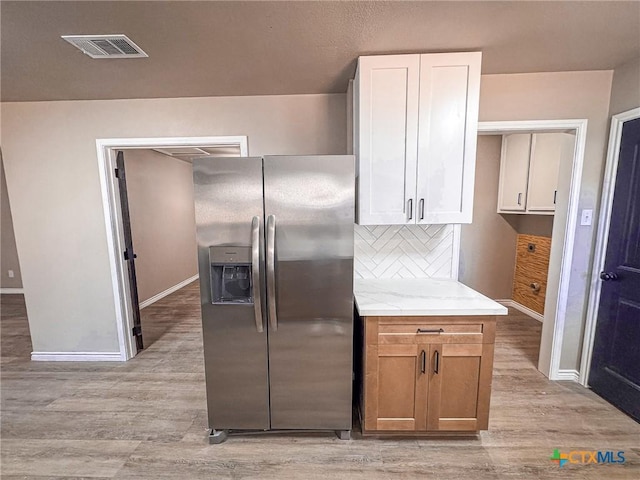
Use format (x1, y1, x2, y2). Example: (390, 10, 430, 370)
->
(417, 328, 444, 334)
(420, 350, 426, 374)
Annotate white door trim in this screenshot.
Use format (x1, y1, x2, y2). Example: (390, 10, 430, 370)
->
(478, 119, 588, 381)
(95, 136, 249, 361)
(579, 107, 640, 386)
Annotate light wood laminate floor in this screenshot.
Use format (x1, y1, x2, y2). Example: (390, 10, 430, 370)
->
(1, 282, 638, 479)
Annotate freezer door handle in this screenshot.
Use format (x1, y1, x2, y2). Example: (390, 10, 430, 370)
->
(251, 216, 264, 333)
(266, 214, 278, 331)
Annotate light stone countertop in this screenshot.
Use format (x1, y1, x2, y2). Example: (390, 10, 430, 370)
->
(354, 278, 508, 316)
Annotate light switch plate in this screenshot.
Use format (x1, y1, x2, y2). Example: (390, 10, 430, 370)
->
(580, 209, 593, 226)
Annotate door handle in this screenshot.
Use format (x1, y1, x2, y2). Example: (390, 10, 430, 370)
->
(408, 199, 413, 221)
(599, 271, 619, 281)
(266, 214, 278, 331)
(420, 350, 426, 374)
(419, 198, 425, 220)
(251, 216, 263, 333)
(434, 349, 440, 374)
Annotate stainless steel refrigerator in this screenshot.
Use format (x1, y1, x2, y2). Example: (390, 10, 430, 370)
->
(192, 155, 355, 443)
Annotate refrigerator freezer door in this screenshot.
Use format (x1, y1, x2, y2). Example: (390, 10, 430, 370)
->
(263, 155, 355, 430)
(193, 156, 270, 430)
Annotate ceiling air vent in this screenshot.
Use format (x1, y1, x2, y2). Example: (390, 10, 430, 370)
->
(61, 35, 148, 59)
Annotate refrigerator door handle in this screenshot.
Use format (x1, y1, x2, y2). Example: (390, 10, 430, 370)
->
(266, 214, 278, 331)
(251, 216, 264, 333)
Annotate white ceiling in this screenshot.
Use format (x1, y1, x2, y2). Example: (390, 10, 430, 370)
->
(2, 1, 639, 102)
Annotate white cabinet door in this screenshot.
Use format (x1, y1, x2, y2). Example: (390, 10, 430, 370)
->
(416, 52, 481, 224)
(527, 133, 574, 212)
(497, 134, 531, 212)
(355, 55, 420, 225)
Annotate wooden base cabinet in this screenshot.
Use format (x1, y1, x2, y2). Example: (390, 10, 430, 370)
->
(359, 316, 496, 435)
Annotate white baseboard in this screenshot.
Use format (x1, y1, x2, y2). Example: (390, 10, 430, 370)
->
(496, 299, 544, 322)
(31, 351, 124, 362)
(0, 288, 24, 294)
(139, 274, 199, 309)
(553, 369, 580, 382)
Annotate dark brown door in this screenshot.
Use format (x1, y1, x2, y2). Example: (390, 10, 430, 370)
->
(115, 151, 143, 352)
(589, 117, 640, 422)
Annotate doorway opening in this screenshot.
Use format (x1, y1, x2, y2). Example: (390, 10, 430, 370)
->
(466, 120, 588, 380)
(96, 136, 248, 360)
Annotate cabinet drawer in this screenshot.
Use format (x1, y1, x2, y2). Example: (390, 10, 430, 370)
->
(378, 323, 483, 344)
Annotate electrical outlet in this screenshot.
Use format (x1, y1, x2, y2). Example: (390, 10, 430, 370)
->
(8, 269, 14, 278)
(580, 209, 593, 226)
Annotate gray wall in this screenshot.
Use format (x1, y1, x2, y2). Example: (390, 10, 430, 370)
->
(1, 153, 23, 289)
(1, 93, 346, 354)
(124, 149, 198, 304)
(513, 215, 554, 237)
(608, 56, 640, 116)
(479, 70, 613, 373)
(0, 71, 614, 372)
(459, 136, 517, 299)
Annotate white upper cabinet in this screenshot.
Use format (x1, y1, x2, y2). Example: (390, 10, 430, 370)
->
(497, 134, 531, 212)
(527, 133, 574, 212)
(497, 132, 575, 215)
(354, 52, 481, 225)
(416, 53, 481, 224)
(354, 55, 420, 224)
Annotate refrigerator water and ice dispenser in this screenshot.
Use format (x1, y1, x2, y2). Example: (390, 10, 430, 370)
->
(209, 246, 253, 304)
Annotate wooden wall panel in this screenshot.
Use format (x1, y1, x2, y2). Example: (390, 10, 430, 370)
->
(512, 234, 551, 315)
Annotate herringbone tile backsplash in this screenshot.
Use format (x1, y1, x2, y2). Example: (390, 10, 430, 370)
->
(354, 224, 455, 279)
